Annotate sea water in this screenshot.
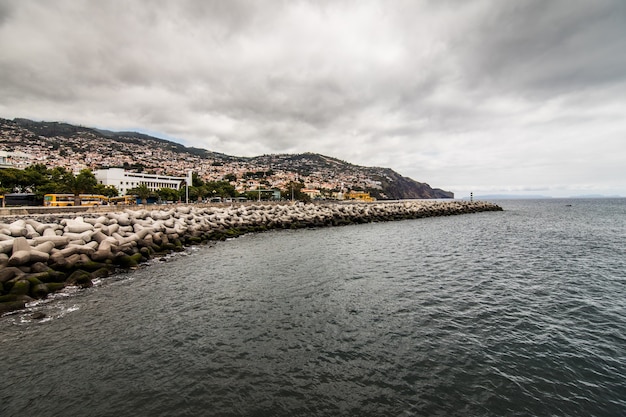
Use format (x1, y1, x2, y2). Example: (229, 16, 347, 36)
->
(1, 199, 625, 416)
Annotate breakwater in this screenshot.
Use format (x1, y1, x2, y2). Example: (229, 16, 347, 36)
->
(0, 200, 501, 314)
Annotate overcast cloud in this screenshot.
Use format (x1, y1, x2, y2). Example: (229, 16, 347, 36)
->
(1, 0, 625, 197)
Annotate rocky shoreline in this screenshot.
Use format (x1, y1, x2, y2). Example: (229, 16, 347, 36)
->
(0, 200, 502, 315)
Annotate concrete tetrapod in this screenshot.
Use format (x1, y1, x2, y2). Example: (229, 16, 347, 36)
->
(0, 201, 502, 315)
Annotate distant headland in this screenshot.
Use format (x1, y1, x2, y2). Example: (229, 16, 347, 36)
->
(463, 194, 623, 200)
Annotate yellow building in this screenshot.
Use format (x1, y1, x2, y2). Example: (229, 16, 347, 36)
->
(302, 188, 322, 199)
(345, 191, 375, 202)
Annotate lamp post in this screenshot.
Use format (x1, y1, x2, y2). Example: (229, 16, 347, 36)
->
(185, 170, 192, 205)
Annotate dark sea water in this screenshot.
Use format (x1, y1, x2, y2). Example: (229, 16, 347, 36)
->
(1, 199, 625, 416)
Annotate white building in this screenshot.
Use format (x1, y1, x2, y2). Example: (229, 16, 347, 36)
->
(94, 168, 190, 195)
(0, 150, 33, 169)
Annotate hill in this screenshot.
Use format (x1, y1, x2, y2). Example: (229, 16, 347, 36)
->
(0, 117, 453, 199)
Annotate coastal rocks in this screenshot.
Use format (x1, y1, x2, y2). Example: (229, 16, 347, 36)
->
(63, 217, 95, 233)
(8, 237, 50, 266)
(0, 200, 502, 315)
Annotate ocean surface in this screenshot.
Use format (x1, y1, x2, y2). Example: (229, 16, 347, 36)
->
(1, 199, 625, 416)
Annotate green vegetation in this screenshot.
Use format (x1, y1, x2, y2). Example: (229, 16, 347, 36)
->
(222, 173, 237, 182)
(280, 181, 310, 202)
(128, 184, 153, 205)
(156, 187, 179, 203)
(64, 169, 98, 205)
(1, 118, 456, 200)
(188, 180, 239, 201)
(0, 164, 109, 201)
(96, 184, 119, 198)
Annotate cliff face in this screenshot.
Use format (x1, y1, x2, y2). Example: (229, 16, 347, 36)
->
(248, 153, 454, 199)
(366, 168, 454, 199)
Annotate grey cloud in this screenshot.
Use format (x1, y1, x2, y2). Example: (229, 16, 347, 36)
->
(455, 0, 626, 95)
(0, 2, 12, 25)
(0, 0, 624, 197)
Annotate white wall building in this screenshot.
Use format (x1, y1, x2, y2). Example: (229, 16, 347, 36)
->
(0, 150, 33, 169)
(94, 168, 189, 195)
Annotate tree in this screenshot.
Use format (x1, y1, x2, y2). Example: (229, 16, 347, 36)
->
(22, 164, 48, 194)
(94, 184, 119, 198)
(0, 167, 46, 194)
(49, 167, 70, 185)
(205, 181, 237, 198)
(59, 169, 98, 206)
(0, 184, 11, 197)
(128, 184, 152, 205)
(157, 187, 179, 203)
(223, 173, 237, 182)
(188, 185, 209, 202)
(0, 168, 20, 193)
(192, 172, 205, 187)
(45, 167, 98, 206)
(0, 166, 102, 203)
(281, 181, 310, 202)
(40, 166, 71, 195)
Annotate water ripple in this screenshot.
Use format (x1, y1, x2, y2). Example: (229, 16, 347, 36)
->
(1, 200, 626, 416)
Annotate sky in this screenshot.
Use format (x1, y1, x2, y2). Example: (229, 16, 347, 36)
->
(1, 0, 625, 198)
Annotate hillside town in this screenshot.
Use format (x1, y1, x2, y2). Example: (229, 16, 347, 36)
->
(0, 118, 453, 201)
(1, 118, 381, 200)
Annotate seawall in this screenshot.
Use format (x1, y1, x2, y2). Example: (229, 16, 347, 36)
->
(0, 200, 502, 315)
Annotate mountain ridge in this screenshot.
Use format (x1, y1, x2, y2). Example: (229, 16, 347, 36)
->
(1, 117, 453, 199)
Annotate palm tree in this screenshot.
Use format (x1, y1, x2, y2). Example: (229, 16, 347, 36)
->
(62, 169, 98, 206)
(129, 184, 152, 205)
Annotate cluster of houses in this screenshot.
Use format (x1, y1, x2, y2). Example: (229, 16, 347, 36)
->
(0, 152, 375, 203)
(0, 119, 377, 202)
